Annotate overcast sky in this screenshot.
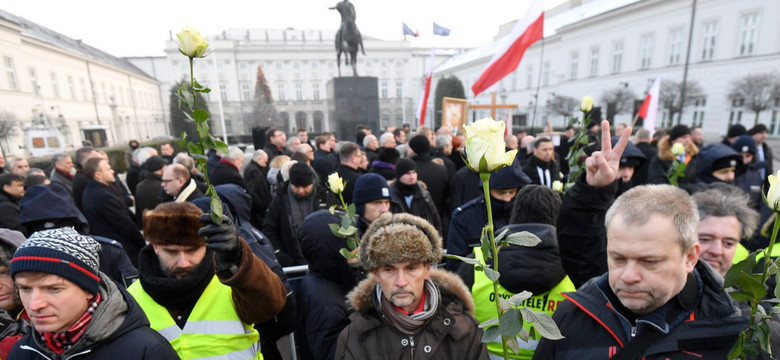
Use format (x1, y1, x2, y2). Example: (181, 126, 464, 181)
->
(2, 0, 564, 57)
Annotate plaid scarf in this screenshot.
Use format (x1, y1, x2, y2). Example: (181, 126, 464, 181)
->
(40, 292, 101, 354)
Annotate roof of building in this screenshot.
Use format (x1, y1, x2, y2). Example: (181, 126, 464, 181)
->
(0, 9, 155, 80)
(433, 0, 640, 73)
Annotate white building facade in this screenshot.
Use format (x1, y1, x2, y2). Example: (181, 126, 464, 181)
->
(153, 28, 453, 139)
(431, 0, 780, 140)
(0, 9, 165, 157)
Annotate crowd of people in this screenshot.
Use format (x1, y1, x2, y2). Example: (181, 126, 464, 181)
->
(0, 119, 775, 359)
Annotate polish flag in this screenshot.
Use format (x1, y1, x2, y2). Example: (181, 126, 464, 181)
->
(472, 0, 544, 97)
(416, 49, 435, 127)
(638, 77, 660, 134)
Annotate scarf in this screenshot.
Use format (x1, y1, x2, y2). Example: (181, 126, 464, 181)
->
(534, 158, 553, 187)
(40, 293, 101, 354)
(55, 168, 74, 181)
(395, 181, 417, 197)
(219, 157, 239, 170)
(137, 245, 215, 313)
(288, 185, 315, 227)
(175, 179, 198, 203)
(376, 278, 440, 336)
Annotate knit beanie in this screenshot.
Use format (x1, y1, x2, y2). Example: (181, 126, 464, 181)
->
(10, 228, 101, 295)
(731, 135, 757, 155)
(143, 202, 205, 247)
(353, 174, 390, 206)
(727, 124, 747, 138)
(669, 125, 691, 142)
(358, 212, 442, 270)
(489, 164, 528, 190)
(408, 135, 430, 155)
(395, 158, 417, 178)
(143, 155, 167, 172)
(288, 162, 313, 186)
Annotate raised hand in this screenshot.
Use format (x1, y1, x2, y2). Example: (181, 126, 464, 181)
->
(585, 120, 632, 187)
(198, 213, 241, 264)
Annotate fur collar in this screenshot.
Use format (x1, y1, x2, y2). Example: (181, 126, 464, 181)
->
(657, 136, 699, 161)
(347, 268, 475, 315)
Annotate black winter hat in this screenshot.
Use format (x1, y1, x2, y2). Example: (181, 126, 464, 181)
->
(489, 164, 529, 190)
(377, 147, 400, 164)
(727, 124, 747, 138)
(289, 162, 314, 187)
(395, 158, 417, 178)
(669, 125, 691, 142)
(143, 155, 167, 172)
(353, 173, 390, 205)
(11, 228, 101, 295)
(731, 135, 757, 155)
(408, 135, 430, 155)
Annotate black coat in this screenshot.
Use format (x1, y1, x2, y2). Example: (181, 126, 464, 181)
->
(365, 148, 379, 164)
(134, 172, 164, 225)
(210, 159, 248, 190)
(10, 275, 178, 360)
(449, 166, 482, 213)
(336, 164, 361, 204)
(522, 156, 561, 187)
(126, 163, 142, 197)
(0, 192, 25, 234)
(72, 171, 88, 211)
(633, 142, 657, 185)
(412, 153, 450, 218)
(313, 149, 337, 186)
(296, 210, 363, 360)
(263, 142, 288, 163)
(262, 184, 338, 267)
(243, 161, 272, 228)
(389, 181, 442, 236)
(82, 180, 145, 267)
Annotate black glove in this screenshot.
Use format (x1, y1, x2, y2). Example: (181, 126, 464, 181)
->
(198, 213, 242, 265)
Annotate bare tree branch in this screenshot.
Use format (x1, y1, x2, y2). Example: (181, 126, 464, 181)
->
(659, 80, 703, 125)
(600, 87, 637, 115)
(728, 72, 780, 126)
(547, 95, 579, 118)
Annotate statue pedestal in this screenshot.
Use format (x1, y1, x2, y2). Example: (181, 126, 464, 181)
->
(327, 77, 379, 140)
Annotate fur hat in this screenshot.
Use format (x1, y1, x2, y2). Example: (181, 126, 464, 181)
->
(358, 212, 442, 270)
(143, 202, 205, 247)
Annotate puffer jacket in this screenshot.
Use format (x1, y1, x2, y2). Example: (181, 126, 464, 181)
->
(335, 269, 488, 360)
(10, 272, 179, 359)
(533, 261, 747, 359)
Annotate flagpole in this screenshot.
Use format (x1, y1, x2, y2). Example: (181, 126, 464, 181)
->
(531, 37, 545, 135)
(401, 38, 407, 128)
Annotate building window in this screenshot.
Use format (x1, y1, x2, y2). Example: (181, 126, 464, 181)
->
(67, 75, 76, 100)
(366, 60, 373, 67)
(311, 61, 318, 69)
(242, 83, 251, 101)
(219, 84, 228, 101)
(701, 21, 718, 60)
(4, 57, 16, 90)
(589, 48, 599, 76)
(239, 62, 247, 70)
(381, 81, 388, 98)
(225, 119, 233, 134)
(30, 68, 40, 95)
(295, 83, 303, 100)
(668, 29, 683, 65)
(612, 41, 623, 73)
(639, 35, 653, 69)
(312, 82, 320, 100)
(277, 83, 286, 101)
(276, 62, 283, 69)
(569, 51, 579, 79)
(293, 62, 300, 69)
(738, 13, 759, 56)
(79, 78, 87, 100)
(542, 62, 550, 86)
(526, 65, 533, 89)
(395, 81, 402, 98)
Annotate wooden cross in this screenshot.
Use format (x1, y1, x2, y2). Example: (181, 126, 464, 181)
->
(469, 92, 517, 120)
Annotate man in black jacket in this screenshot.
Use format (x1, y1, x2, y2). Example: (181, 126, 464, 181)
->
(0, 174, 25, 234)
(243, 149, 272, 228)
(263, 163, 337, 267)
(134, 156, 166, 226)
(263, 127, 288, 162)
(313, 135, 337, 186)
(408, 135, 449, 223)
(161, 163, 204, 203)
(522, 137, 561, 188)
(389, 158, 442, 235)
(81, 157, 146, 267)
(335, 142, 363, 204)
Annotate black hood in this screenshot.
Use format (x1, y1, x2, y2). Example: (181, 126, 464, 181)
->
(697, 144, 741, 184)
(299, 209, 360, 291)
(493, 223, 566, 294)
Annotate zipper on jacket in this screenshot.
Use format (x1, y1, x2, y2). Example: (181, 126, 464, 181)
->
(631, 326, 636, 338)
(409, 336, 415, 357)
(20, 345, 53, 360)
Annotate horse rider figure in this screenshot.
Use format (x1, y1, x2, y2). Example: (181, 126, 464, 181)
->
(331, 0, 356, 49)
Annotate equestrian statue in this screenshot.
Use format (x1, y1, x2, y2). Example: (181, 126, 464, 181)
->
(330, 0, 365, 77)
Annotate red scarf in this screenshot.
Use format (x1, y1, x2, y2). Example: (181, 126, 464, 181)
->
(55, 168, 74, 181)
(40, 293, 101, 354)
(219, 157, 239, 170)
(393, 292, 426, 316)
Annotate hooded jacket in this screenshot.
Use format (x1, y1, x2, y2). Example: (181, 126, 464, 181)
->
(533, 262, 748, 359)
(335, 269, 488, 360)
(296, 210, 364, 360)
(10, 272, 178, 360)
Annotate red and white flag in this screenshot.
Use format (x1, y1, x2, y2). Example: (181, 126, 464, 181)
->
(638, 77, 660, 134)
(471, 0, 544, 97)
(416, 49, 435, 127)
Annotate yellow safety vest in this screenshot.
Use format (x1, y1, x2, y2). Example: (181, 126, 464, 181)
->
(129, 275, 262, 360)
(472, 247, 574, 360)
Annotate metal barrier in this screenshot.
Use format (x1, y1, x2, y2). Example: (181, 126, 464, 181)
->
(281, 265, 309, 360)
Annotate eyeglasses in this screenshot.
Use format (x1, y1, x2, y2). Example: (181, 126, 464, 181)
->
(161, 178, 178, 183)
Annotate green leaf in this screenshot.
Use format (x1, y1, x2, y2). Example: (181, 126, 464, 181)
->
(728, 291, 754, 302)
(494, 228, 510, 243)
(727, 331, 744, 359)
(775, 271, 780, 299)
(508, 291, 533, 307)
(479, 317, 500, 328)
(484, 266, 500, 282)
(480, 227, 491, 265)
(341, 215, 351, 228)
(498, 308, 523, 338)
(190, 153, 207, 160)
(725, 253, 758, 288)
(481, 325, 501, 344)
(188, 142, 204, 155)
(518, 326, 530, 342)
(339, 248, 356, 259)
(523, 308, 564, 340)
(505, 232, 542, 247)
(478, 154, 488, 173)
(179, 133, 188, 149)
(506, 337, 520, 355)
(193, 109, 209, 123)
(346, 235, 357, 250)
(498, 297, 511, 311)
(210, 196, 223, 225)
(329, 204, 337, 215)
(214, 140, 229, 155)
(744, 339, 762, 356)
(337, 226, 356, 237)
(328, 223, 344, 238)
(735, 272, 767, 300)
(347, 203, 356, 218)
(443, 253, 484, 267)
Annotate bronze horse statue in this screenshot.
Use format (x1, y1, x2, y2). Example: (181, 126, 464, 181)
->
(331, 0, 365, 77)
